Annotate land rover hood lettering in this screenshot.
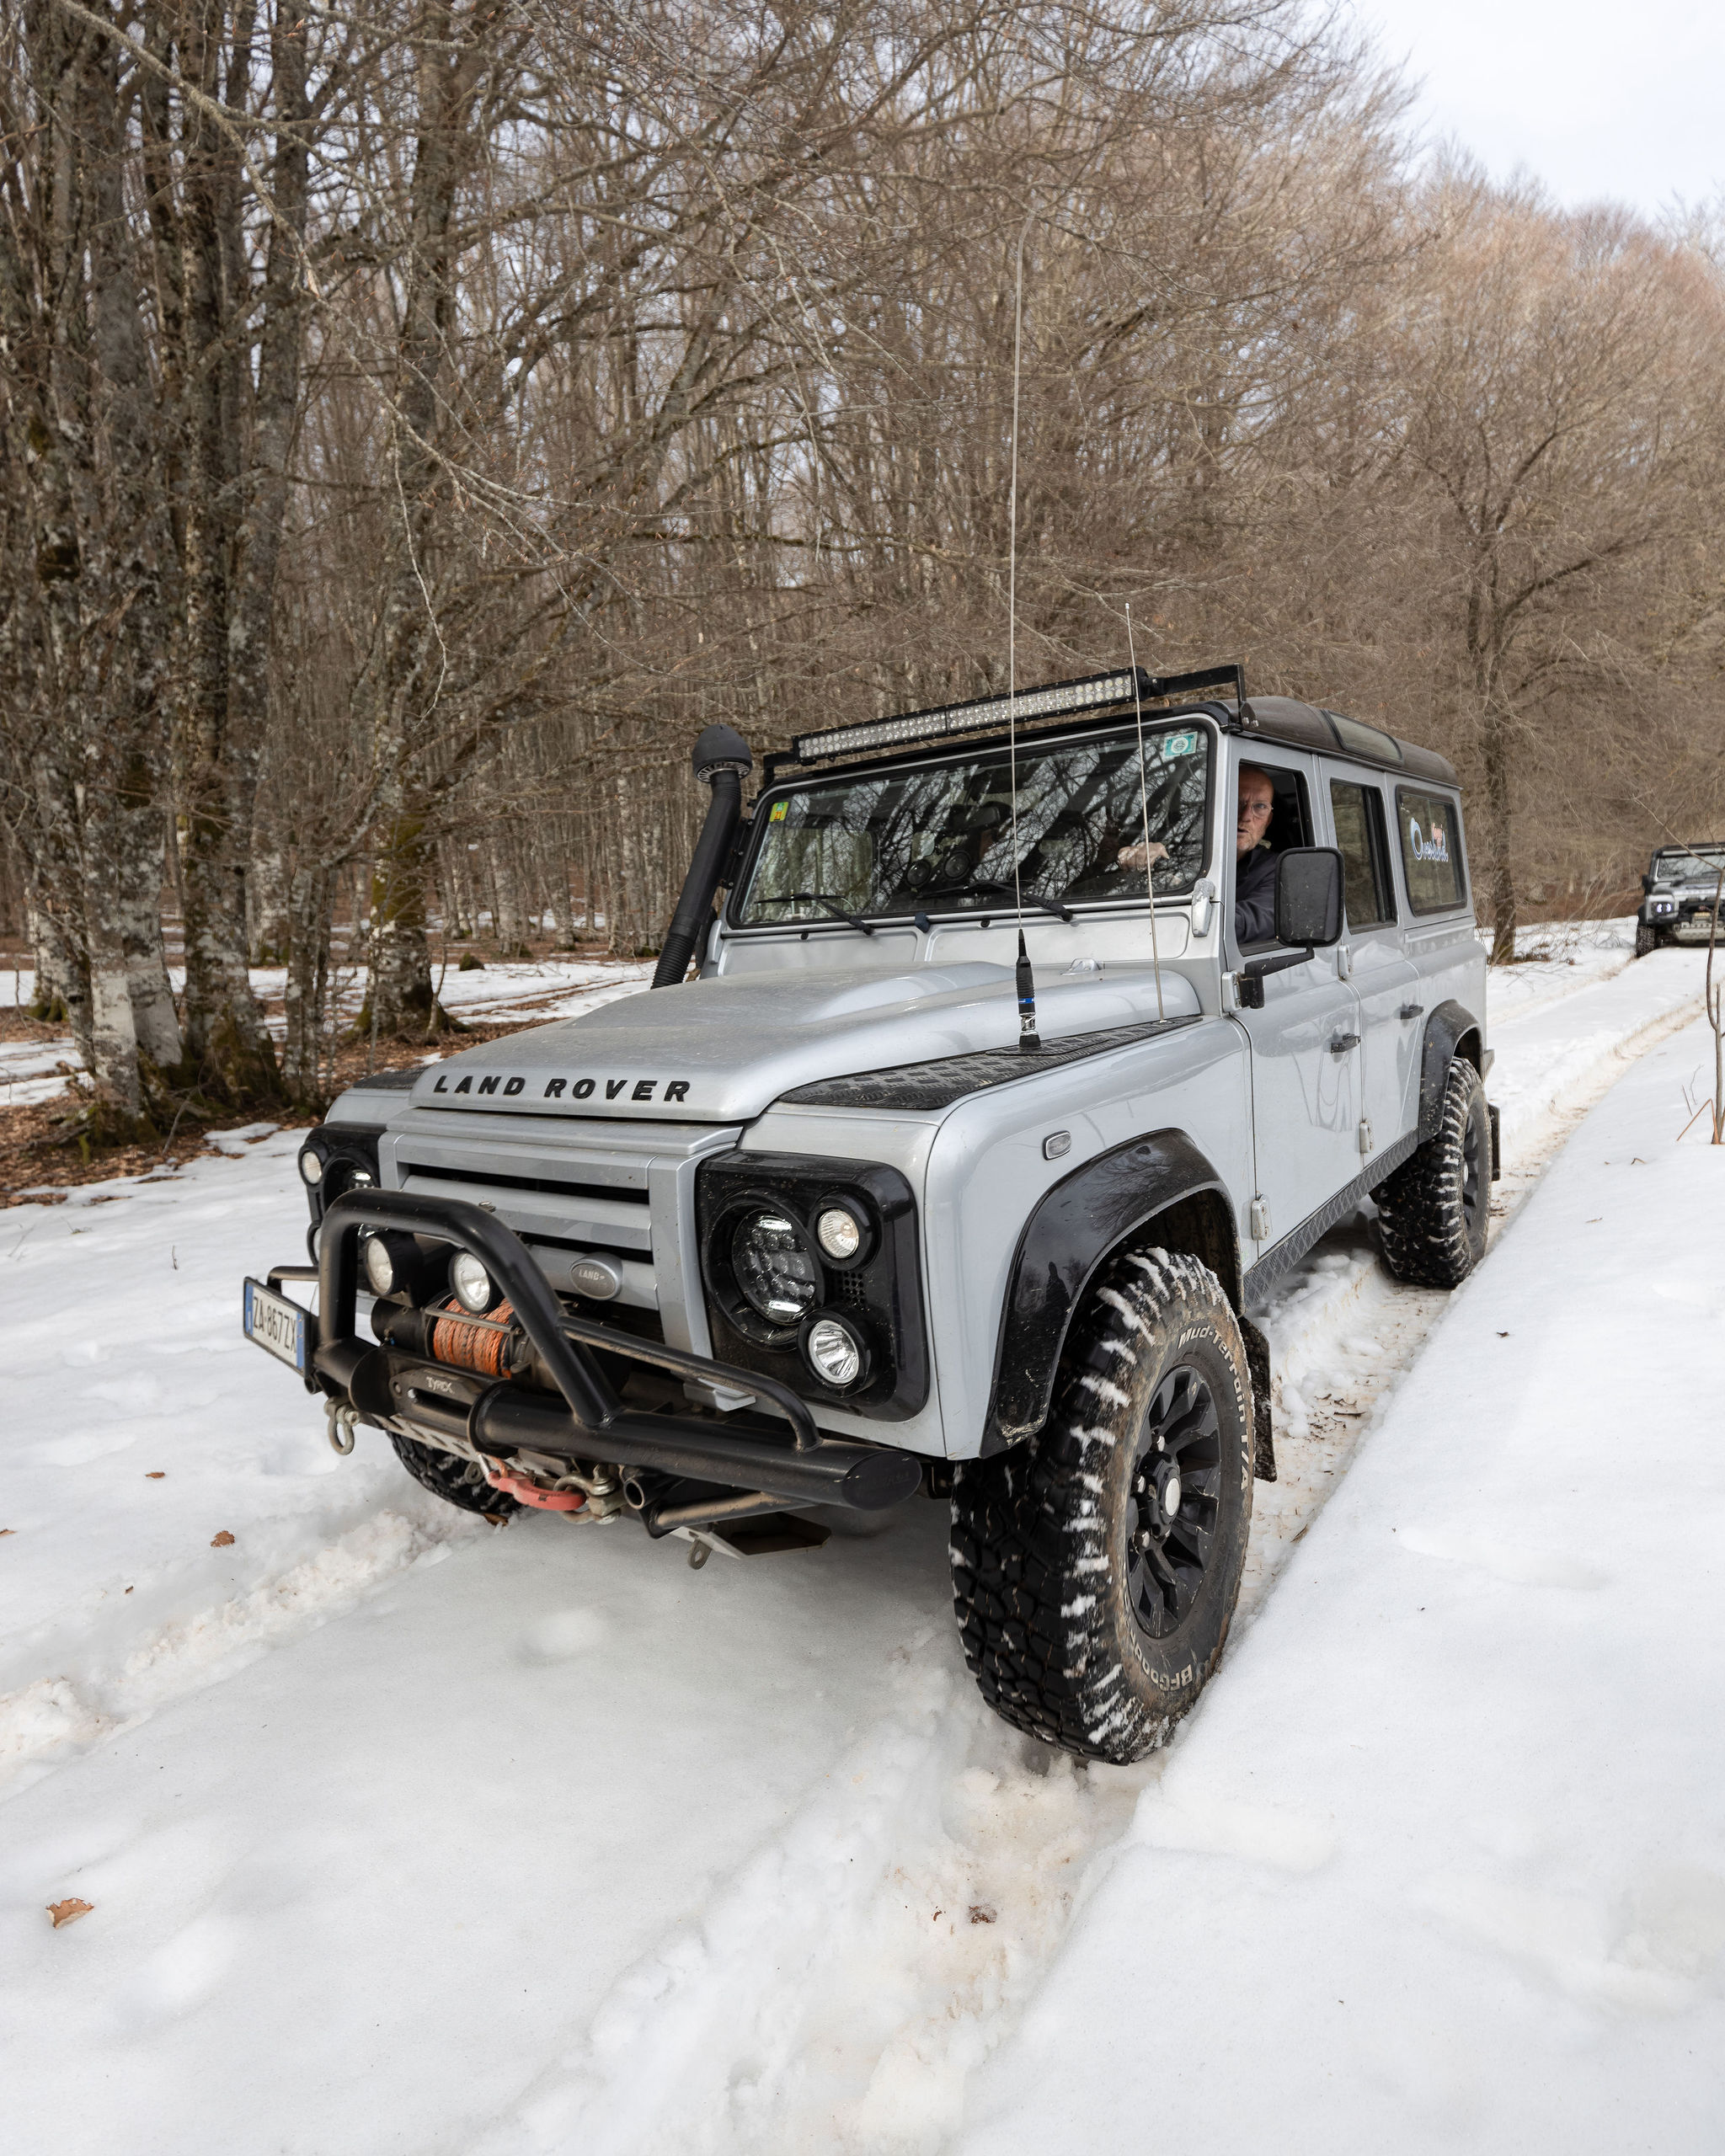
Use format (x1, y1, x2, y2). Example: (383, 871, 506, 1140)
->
(404, 960, 1202, 1122)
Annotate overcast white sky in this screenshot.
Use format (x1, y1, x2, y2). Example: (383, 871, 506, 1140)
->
(1348, 0, 1724, 217)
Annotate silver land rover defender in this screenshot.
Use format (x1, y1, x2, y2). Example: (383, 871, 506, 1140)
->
(244, 664, 1495, 1763)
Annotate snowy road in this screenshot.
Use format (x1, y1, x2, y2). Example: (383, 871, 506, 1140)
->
(0, 937, 1713, 2153)
(957, 1014, 1725, 2156)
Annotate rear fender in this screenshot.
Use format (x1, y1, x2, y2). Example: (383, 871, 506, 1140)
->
(1417, 1000, 1483, 1140)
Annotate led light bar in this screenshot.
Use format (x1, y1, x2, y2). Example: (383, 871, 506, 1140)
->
(789, 661, 1251, 764)
(793, 670, 1142, 764)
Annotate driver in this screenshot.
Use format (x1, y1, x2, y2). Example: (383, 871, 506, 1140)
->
(1118, 762, 1279, 942)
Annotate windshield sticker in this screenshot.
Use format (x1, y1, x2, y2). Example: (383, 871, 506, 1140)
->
(1160, 731, 1199, 760)
(1409, 815, 1450, 864)
(768, 798, 788, 821)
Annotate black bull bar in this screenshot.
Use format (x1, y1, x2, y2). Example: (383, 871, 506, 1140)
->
(285, 1188, 922, 1513)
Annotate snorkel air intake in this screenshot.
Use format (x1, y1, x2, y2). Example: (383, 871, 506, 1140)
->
(651, 724, 753, 989)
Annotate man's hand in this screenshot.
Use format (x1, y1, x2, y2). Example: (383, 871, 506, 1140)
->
(1116, 840, 1168, 873)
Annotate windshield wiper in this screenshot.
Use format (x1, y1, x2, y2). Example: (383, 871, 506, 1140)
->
(769, 891, 876, 937)
(921, 878, 1074, 924)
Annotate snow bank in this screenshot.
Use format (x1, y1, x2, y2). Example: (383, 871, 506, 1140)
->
(956, 1015, 1725, 2155)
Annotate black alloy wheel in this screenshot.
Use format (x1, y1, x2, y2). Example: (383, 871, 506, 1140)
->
(1125, 1367, 1222, 1641)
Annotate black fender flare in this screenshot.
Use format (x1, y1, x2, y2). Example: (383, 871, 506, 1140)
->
(981, 1129, 1235, 1454)
(1417, 1000, 1484, 1140)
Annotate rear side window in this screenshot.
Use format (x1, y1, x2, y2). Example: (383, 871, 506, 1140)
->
(1396, 787, 1466, 914)
(1329, 780, 1396, 930)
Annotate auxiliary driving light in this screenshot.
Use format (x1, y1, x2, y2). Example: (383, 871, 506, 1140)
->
(803, 1313, 868, 1390)
(449, 1250, 498, 1315)
(361, 1235, 396, 1297)
(298, 1148, 323, 1185)
(814, 1203, 864, 1262)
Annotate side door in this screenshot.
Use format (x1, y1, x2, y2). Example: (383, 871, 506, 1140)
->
(1226, 748, 1363, 1259)
(1324, 768, 1422, 1163)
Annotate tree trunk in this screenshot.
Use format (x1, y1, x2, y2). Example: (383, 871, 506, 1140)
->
(282, 858, 335, 1104)
(1479, 702, 1517, 966)
(367, 812, 460, 1038)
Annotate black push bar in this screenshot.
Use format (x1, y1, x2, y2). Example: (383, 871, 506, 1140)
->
(309, 1189, 921, 1513)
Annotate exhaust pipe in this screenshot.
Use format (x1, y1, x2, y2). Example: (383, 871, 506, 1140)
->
(652, 723, 753, 988)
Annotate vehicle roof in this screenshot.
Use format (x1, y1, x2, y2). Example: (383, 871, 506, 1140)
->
(1653, 842, 1725, 856)
(1242, 696, 1458, 786)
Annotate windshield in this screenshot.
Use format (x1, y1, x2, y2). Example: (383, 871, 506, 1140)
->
(735, 721, 1211, 930)
(1653, 851, 1725, 885)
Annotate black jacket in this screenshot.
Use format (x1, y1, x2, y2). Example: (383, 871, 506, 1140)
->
(1235, 845, 1279, 944)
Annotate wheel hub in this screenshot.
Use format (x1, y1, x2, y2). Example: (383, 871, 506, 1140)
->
(1124, 1364, 1221, 1641)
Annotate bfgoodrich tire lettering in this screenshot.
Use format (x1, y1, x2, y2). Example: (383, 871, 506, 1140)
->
(388, 1431, 518, 1517)
(1374, 1057, 1489, 1289)
(950, 1248, 1253, 1764)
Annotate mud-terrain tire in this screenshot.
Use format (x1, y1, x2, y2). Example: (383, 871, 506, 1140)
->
(1375, 1057, 1489, 1289)
(388, 1431, 518, 1518)
(1634, 920, 1658, 958)
(949, 1248, 1254, 1764)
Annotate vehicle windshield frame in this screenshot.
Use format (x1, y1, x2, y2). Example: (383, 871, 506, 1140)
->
(1653, 849, 1725, 885)
(725, 710, 1219, 935)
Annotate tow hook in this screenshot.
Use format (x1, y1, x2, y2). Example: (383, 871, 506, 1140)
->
(480, 1460, 588, 1513)
(325, 1401, 360, 1455)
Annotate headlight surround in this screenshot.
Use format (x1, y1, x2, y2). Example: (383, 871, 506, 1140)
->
(731, 1210, 822, 1329)
(696, 1153, 927, 1419)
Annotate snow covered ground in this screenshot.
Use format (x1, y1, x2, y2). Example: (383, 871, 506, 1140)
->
(957, 1009, 1725, 2156)
(0, 938, 1715, 2154)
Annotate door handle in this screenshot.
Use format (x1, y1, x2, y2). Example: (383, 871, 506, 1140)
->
(1398, 1003, 1424, 1020)
(1328, 1032, 1361, 1054)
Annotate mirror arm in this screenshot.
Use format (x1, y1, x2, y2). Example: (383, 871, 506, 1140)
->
(1234, 946, 1315, 1009)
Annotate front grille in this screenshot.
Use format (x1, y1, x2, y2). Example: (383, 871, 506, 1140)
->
(380, 1112, 740, 1362)
(398, 1158, 651, 1211)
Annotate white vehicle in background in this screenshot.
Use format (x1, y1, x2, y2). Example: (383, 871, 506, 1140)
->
(1636, 844, 1725, 956)
(244, 664, 1495, 1763)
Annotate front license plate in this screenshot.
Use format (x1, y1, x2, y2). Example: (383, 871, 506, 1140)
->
(243, 1278, 309, 1374)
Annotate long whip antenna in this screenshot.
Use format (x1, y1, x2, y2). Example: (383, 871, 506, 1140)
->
(1008, 208, 1040, 1053)
(1126, 602, 1166, 1022)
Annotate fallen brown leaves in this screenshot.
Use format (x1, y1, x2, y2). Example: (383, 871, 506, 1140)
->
(211, 1530, 235, 1547)
(47, 1899, 93, 1929)
(145, 1470, 166, 1480)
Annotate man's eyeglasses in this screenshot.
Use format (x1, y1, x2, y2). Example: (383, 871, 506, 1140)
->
(1236, 800, 1273, 819)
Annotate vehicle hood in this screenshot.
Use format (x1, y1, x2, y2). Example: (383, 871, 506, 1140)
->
(396, 960, 1200, 1123)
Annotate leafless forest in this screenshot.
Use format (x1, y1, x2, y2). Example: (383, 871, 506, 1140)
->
(3, 0, 1722, 1131)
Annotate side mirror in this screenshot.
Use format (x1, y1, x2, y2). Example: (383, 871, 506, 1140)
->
(1642, 875, 1653, 894)
(1274, 847, 1344, 948)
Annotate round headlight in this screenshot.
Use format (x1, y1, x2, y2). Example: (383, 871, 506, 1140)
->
(814, 1204, 863, 1262)
(731, 1211, 820, 1328)
(299, 1148, 324, 1186)
(804, 1314, 866, 1390)
(362, 1235, 396, 1296)
(450, 1250, 497, 1315)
